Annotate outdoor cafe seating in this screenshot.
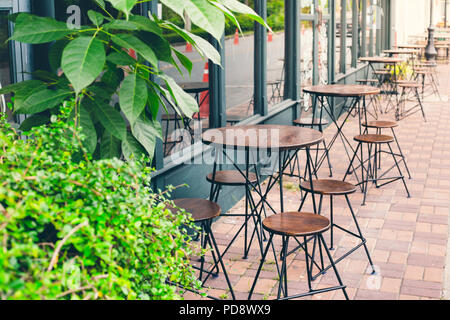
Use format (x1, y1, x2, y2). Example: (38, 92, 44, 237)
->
(168, 32, 443, 301)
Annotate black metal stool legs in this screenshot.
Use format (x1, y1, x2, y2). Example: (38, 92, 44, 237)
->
(248, 233, 348, 300)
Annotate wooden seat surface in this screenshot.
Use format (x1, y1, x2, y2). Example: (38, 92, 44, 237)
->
(398, 82, 421, 88)
(263, 212, 331, 237)
(362, 120, 398, 129)
(354, 134, 394, 144)
(170, 198, 221, 222)
(356, 79, 379, 83)
(373, 70, 390, 75)
(300, 179, 357, 195)
(415, 70, 433, 75)
(206, 170, 258, 186)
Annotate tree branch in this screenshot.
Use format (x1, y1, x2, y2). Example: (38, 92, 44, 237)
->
(47, 221, 89, 272)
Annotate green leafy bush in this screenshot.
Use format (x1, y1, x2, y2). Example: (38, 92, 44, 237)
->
(0, 108, 199, 300)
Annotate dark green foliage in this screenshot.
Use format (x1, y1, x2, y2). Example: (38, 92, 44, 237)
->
(0, 109, 200, 299)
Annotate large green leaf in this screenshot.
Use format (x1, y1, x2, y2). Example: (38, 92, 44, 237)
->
(79, 104, 98, 153)
(122, 132, 146, 161)
(103, 20, 139, 31)
(10, 13, 73, 44)
(88, 10, 105, 26)
(184, 0, 225, 42)
(11, 81, 48, 113)
(138, 31, 172, 63)
(101, 68, 122, 92)
(159, 74, 199, 118)
(91, 100, 126, 141)
(128, 15, 162, 36)
(0, 79, 45, 95)
(163, 22, 221, 65)
(15, 89, 72, 114)
(111, 33, 158, 68)
(159, 0, 186, 19)
(172, 48, 193, 76)
(48, 39, 69, 73)
(131, 116, 162, 160)
(106, 0, 137, 19)
(61, 36, 106, 93)
(100, 131, 122, 159)
(106, 51, 137, 66)
(219, 0, 270, 29)
(19, 112, 50, 132)
(119, 74, 148, 125)
(147, 87, 161, 121)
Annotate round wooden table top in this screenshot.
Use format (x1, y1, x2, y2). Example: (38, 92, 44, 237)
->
(169, 198, 221, 222)
(396, 44, 426, 49)
(176, 82, 209, 94)
(383, 49, 419, 55)
(202, 125, 323, 151)
(359, 56, 403, 64)
(302, 84, 380, 97)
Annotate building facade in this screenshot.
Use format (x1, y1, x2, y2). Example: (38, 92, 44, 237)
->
(1, 0, 400, 211)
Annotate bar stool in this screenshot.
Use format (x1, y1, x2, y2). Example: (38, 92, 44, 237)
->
(362, 120, 412, 179)
(344, 134, 410, 205)
(396, 81, 427, 121)
(248, 212, 349, 300)
(298, 180, 376, 279)
(207, 171, 263, 259)
(169, 198, 236, 300)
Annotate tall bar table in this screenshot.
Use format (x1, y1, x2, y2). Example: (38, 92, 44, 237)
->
(202, 125, 325, 296)
(302, 85, 380, 184)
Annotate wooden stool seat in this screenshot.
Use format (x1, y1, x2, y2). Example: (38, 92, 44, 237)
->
(171, 198, 221, 222)
(362, 120, 398, 129)
(354, 134, 394, 144)
(373, 70, 390, 75)
(398, 82, 421, 89)
(293, 118, 329, 126)
(415, 70, 433, 75)
(206, 170, 258, 186)
(300, 179, 357, 195)
(262, 212, 330, 237)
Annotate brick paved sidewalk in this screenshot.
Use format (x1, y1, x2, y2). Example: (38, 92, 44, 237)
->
(183, 63, 450, 300)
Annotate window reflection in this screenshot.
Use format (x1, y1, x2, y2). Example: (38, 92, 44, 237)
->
(267, 0, 285, 108)
(0, 11, 12, 118)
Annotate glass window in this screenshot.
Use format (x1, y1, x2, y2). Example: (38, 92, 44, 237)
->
(267, 0, 285, 108)
(345, 0, 354, 70)
(224, 2, 255, 121)
(318, 0, 329, 84)
(0, 11, 12, 119)
(159, 6, 209, 159)
(336, 0, 344, 74)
